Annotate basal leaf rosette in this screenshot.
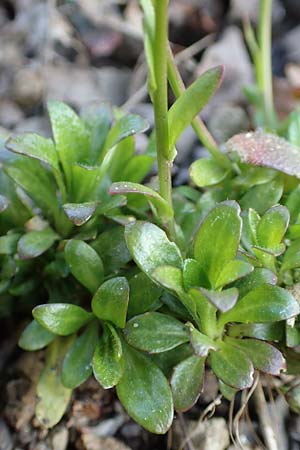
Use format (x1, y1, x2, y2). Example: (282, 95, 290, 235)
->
(124, 202, 299, 409)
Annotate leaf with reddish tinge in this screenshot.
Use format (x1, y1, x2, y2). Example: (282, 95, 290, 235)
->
(226, 131, 300, 177)
(63, 202, 98, 226)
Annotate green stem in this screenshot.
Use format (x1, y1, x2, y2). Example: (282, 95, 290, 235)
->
(167, 45, 232, 171)
(258, 0, 276, 128)
(153, 0, 175, 240)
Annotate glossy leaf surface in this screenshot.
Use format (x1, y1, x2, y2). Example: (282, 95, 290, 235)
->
(61, 321, 98, 388)
(219, 285, 299, 326)
(18, 228, 58, 259)
(92, 277, 129, 328)
(33, 303, 93, 335)
(125, 221, 183, 277)
(190, 158, 228, 187)
(93, 323, 125, 389)
(124, 312, 189, 353)
(65, 239, 104, 293)
(63, 202, 98, 226)
(117, 343, 173, 434)
(210, 342, 254, 389)
(19, 320, 56, 351)
(226, 337, 285, 375)
(194, 202, 242, 288)
(171, 355, 205, 411)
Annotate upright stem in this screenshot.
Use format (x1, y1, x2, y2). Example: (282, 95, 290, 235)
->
(258, 0, 276, 129)
(153, 0, 175, 240)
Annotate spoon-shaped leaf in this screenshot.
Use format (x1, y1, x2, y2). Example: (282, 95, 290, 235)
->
(210, 341, 254, 390)
(125, 221, 183, 277)
(116, 343, 173, 434)
(65, 239, 104, 294)
(61, 321, 99, 388)
(124, 312, 189, 353)
(33, 303, 93, 335)
(171, 355, 205, 411)
(226, 131, 300, 177)
(219, 284, 299, 326)
(93, 323, 125, 389)
(92, 277, 129, 329)
(18, 228, 59, 259)
(63, 202, 98, 226)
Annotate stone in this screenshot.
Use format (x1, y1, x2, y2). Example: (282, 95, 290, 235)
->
(172, 417, 230, 450)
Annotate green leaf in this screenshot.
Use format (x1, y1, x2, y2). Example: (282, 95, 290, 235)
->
(104, 114, 149, 150)
(18, 320, 56, 351)
(81, 103, 112, 163)
(48, 101, 90, 189)
(70, 164, 99, 203)
(6, 133, 59, 171)
(219, 381, 238, 401)
(33, 303, 93, 335)
(124, 312, 189, 353)
(36, 337, 73, 428)
(210, 342, 254, 389)
(122, 155, 154, 183)
(128, 272, 162, 317)
(65, 239, 104, 293)
(0, 194, 9, 212)
(240, 178, 284, 215)
(108, 136, 135, 181)
(125, 221, 183, 277)
(63, 202, 98, 226)
(18, 228, 59, 259)
(116, 343, 173, 434)
(194, 202, 242, 288)
(168, 66, 223, 151)
(5, 158, 59, 219)
(182, 258, 209, 290)
(228, 322, 284, 341)
(215, 260, 253, 289)
(282, 238, 300, 271)
(171, 355, 205, 411)
(234, 268, 277, 298)
(61, 321, 98, 389)
(0, 233, 20, 255)
(187, 323, 219, 356)
(151, 265, 184, 294)
(92, 277, 129, 329)
(199, 287, 239, 313)
(93, 323, 125, 389)
(225, 337, 285, 375)
(219, 284, 299, 326)
(256, 205, 289, 252)
(110, 182, 172, 218)
(190, 158, 228, 187)
(91, 226, 131, 274)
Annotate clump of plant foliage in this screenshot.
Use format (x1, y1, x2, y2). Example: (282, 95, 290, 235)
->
(1, 0, 300, 439)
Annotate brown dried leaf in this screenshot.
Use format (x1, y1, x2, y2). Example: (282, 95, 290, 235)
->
(226, 131, 300, 178)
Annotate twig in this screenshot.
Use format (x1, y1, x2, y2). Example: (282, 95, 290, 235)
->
(253, 378, 279, 450)
(233, 373, 260, 450)
(178, 413, 197, 450)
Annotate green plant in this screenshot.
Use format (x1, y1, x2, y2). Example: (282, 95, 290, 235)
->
(2, 0, 300, 441)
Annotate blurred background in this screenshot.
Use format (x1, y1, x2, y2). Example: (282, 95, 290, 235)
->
(0, 0, 300, 145)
